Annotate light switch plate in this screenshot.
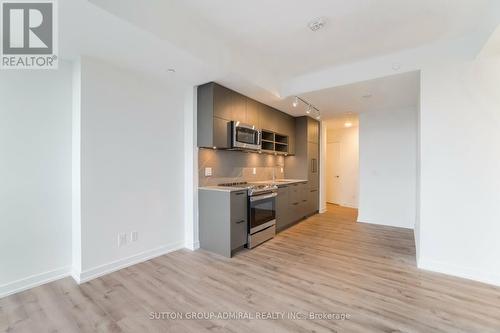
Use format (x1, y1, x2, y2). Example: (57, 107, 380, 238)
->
(118, 233, 127, 247)
(252, 167, 257, 175)
(131, 231, 138, 242)
(205, 167, 212, 177)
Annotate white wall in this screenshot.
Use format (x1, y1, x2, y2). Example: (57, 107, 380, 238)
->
(319, 121, 327, 213)
(419, 59, 500, 286)
(358, 107, 418, 229)
(74, 57, 187, 281)
(326, 126, 359, 208)
(0, 63, 73, 297)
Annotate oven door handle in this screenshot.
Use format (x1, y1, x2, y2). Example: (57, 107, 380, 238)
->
(250, 192, 277, 202)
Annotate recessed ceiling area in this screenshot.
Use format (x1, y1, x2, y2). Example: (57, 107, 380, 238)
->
(178, 0, 493, 80)
(87, 0, 497, 113)
(280, 71, 420, 120)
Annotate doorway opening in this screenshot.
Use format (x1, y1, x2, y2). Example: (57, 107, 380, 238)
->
(325, 115, 359, 212)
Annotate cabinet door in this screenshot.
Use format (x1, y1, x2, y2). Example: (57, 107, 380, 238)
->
(245, 98, 260, 126)
(288, 183, 301, 222)
(260, 105, 278, 132)
(298, 182, 309, 217)
(274, 111, 288, 136)
(308, 142, 319, 189)
(213, 83, 233, 120)
(231, 92, 247, 123)
(286, 116, 295, 155)
(213, 117, 231, 149)
(276, 186, 290, 230)
(307, 118, 319, 143)
(308, 188, 319, 215)
(230, 191, 248, 249)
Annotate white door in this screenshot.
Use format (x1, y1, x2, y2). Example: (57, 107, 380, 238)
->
(326, 142, 341, 204)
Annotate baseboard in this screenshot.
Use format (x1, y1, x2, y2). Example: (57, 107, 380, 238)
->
(73, 241, 185, 284)
(418, 257, 500, 287)
(340, 203, 358, 209)
(0, 266, 70, 299)
(357, 217, 414, 230)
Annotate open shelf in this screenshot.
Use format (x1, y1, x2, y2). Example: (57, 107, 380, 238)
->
(260, 130, 289, 154)
(261, 141, 275, 151)
(275, 142, 288, 153)
(275, 134, 288, 144)
(261, 130, 275, 142)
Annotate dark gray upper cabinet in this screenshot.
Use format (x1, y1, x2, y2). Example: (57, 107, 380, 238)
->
(282, 113, 295, 155)
(246, 98, 261, 126)
(307, 118, 319, 143)
(198, 82, 231, 148)
(231, 91, 247, 123)
(197, 82, 296, 154)
(212, 83, 233, 120)
(259, 104, 277, 132)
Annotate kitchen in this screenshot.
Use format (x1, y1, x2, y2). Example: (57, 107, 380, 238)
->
(197, 82, 319, 257)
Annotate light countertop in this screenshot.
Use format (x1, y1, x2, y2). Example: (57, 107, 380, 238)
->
(199, 179, 308, 192)
(253, 179, 308, 185)
(198, 186, 249, 193)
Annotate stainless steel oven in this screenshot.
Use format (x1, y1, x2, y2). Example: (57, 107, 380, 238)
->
(231, 121, 261, 150)
(248, 190, 277, 248)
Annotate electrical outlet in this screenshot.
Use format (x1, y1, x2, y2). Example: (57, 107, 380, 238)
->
(205, 167, 212, 177)
(131, 231, 138, 242)
(252, 167, 257, 175)
(118, 233, 127, 247)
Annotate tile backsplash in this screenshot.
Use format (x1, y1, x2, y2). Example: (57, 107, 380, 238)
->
(198, 148, 285, 186)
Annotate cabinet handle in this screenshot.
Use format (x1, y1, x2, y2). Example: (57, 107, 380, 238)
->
(311, 158, 317, 173)
(236, 219, 245, 224)
(292, 202, 299, 206)
(302, 199, 307, 202)
(235, 192, 245, 195)
(310, 189, 317, 192)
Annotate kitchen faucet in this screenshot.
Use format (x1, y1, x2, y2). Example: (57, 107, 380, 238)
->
(272, 162, 283, 183)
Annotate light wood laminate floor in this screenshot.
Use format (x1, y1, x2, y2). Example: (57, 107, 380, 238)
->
(2, 205, 500, 332)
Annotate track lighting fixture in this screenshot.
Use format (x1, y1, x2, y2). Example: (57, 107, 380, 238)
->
(291, 96, 321, 120)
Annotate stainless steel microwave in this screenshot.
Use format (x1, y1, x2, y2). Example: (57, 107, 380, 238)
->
(231, 121, 261, 150)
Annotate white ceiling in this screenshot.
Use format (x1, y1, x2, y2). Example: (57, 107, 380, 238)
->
(66, 0, 497, 118)
(324, 115, 360, 130)
(280, 71, 420, 119)
(177, 0, 493, 80)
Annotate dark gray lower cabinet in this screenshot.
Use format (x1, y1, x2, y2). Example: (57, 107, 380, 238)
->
(308, 188, 319, 215)
(298, 182, 309, 217)
(199, 189, 247, 257)
(276, 181, 318, 232)
(230, 191, 248, 250)
(276, 185, 290, 231)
